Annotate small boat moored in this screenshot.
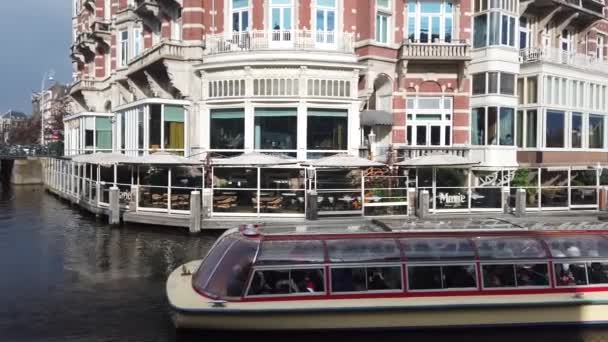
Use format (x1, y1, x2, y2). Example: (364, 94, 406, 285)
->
(167, 225, 608, 330)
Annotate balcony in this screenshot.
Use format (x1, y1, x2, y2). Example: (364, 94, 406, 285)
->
(204, 30, 355, 55)
(70, 79, 105, 95)
(135, 0, 161, 18)
(127, 40, 203, 73)
(400, 40, 471, 61)
(91, 21, 111, 42)
(520, 47, 608, 75)
(74, 32, 96, 55)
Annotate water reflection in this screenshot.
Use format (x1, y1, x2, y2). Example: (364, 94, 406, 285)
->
(0, 185, 607, 341)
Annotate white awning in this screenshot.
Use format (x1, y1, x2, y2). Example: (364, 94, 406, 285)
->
(302, 154, 385, 168)
(130, 152, 203, 165)
(212, 152, 297, 166)
(360, 110, 393, 126)
(396, 153, 479, 168)
(72, 153, 136, 166)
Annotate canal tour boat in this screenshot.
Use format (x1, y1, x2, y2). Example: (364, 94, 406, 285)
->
(166, 225, 608, 330)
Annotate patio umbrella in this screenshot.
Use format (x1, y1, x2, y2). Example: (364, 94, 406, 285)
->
(302, 154, 385, 168)
(71, 152, 136, 167)
(212, 152, 297, 166)
(131, 152, 203, 165)
(395, 153, 479, 168)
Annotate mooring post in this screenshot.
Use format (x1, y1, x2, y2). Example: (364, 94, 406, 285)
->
(189, 191, 202, 234)
(129, 185, 138, 212)
(407, 188, 417, 217)
(306, 190, 318, 221)
(515, 188, 526, 217)
(502, 187, 510, 214)
(109, 186, 120, 225)
(201, 188, 212, 219)
(417, 190, 429, 219)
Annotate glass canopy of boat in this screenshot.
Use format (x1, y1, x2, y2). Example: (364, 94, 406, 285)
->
(192, 231, 608, 301)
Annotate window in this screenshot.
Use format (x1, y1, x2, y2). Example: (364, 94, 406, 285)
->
(254, 108, 297, 151)
(473, 14, 487, 48)
(546, 110, 565, 148)
(210, 109, 245, 150)
(133, 27, 143, 57)
(526, 110, 537, 148)
(316, 0, 336, 44)
(555, 263, 588, 286)
(589, 114, 604, 149)
(376, 0, 391, 43)
(483, 264, 549, 288)
(119, 30, 129, 66)
(472, 73, 486, 95)
(408, 265, 476, 290)
(172, 8, 183, 40)
(572, 112, 582, 149)
(527, 76, 537, 104)
(519, 17, 530, 49)
(307, 109, 347, 151)
(164, 105, 185, 150)
(95, 117, 112, 150)
(406, 97, 452, 146)
(331, 266, 402, 292)
(137, 108, 144, 152)
(407, 0, 453, 43)
(232, 0, 249, 32)
(248, 268, 325, 296)
(598, 35, 605, 61)
(472, 72, 515, 95)
(84, 117, 94, 148)
(472, 106, 514, 146)
(270, 0, 293, 42)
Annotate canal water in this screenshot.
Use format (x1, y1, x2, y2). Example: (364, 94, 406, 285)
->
(1, 184, 608, 342)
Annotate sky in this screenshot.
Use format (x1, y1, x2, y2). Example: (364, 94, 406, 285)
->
(0, 1, 73, 114)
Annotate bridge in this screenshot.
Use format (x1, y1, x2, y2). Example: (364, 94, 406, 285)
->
(0, 145, 62, 186)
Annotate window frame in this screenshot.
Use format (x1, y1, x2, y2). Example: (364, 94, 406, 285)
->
(406, 262, 479, 292)
(471, 105, 515, 146)
(406, 96, 453, 147)
(329, 262, 405, 295)
(231, 0, 250, 33)
(119, 29, 129, 67)
(245, 265, 328, 298)
(406, 0, 454, 43)
(375, 0, 392, 44)
(480, 261, 552, 290)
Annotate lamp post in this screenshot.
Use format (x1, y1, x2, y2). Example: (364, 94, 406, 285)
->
(40, 70, 55, 146)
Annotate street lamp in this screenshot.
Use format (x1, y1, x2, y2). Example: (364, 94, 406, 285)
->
(40, 69, 55, 146)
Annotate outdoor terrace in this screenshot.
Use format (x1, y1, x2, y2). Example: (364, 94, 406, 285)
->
(520, 47, 608, 75)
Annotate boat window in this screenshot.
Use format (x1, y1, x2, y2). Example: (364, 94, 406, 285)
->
(587, 262, 608, 284)
(327, 239, 401, 263)
(199, 237, 258, 299)
(483, 263, 549, 288)
(247, 268, 325, 296)
(401, 238, 476, 261)
(554, 263, 588, 286)
(192, 235, 242, 296)
(544, 236, 608, 259)
(474, 237, 547, 259)
(407, 265, 477, 290)
(256, 240, 325, 265)
(331, 266, 402, 292)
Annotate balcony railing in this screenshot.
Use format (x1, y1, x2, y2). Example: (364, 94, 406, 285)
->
(395, 146, 470, 161)
(400, 40, 471, 60)
(520, 47, 608, 74)
(204, 30, 355, 55)
(127, 40, 203, 71)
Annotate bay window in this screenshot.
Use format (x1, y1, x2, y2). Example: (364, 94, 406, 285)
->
(232, 0, 249, 32)
(589, 114, 604, 149)
(210, 109, 245, 151)
(471, 106, 514, 146)
(254, 108, 297, 152)
(546, 110, 565, 148)
(376, 0, 391, 44)
(316, 0, 336, 44)
(473, 0, 516, 49)
(407, 0, 453, 43)
(307, 109, 347, 151)
(406, 97, 452, 146)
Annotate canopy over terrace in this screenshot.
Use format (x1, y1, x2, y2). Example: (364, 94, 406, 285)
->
(396, 153, 480, 168)
(127, 152, 203, 165)
(212, 152, 297, 167)
(360, 110, 394, 126)
(71, 152, 137, 166)
(302, 154, 386, 168)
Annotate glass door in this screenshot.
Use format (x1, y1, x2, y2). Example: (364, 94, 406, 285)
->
(270, 0, 293, 46)
(316, 0, 336, 45)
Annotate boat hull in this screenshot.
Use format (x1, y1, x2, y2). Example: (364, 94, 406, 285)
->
(167, 262, 608, 331)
